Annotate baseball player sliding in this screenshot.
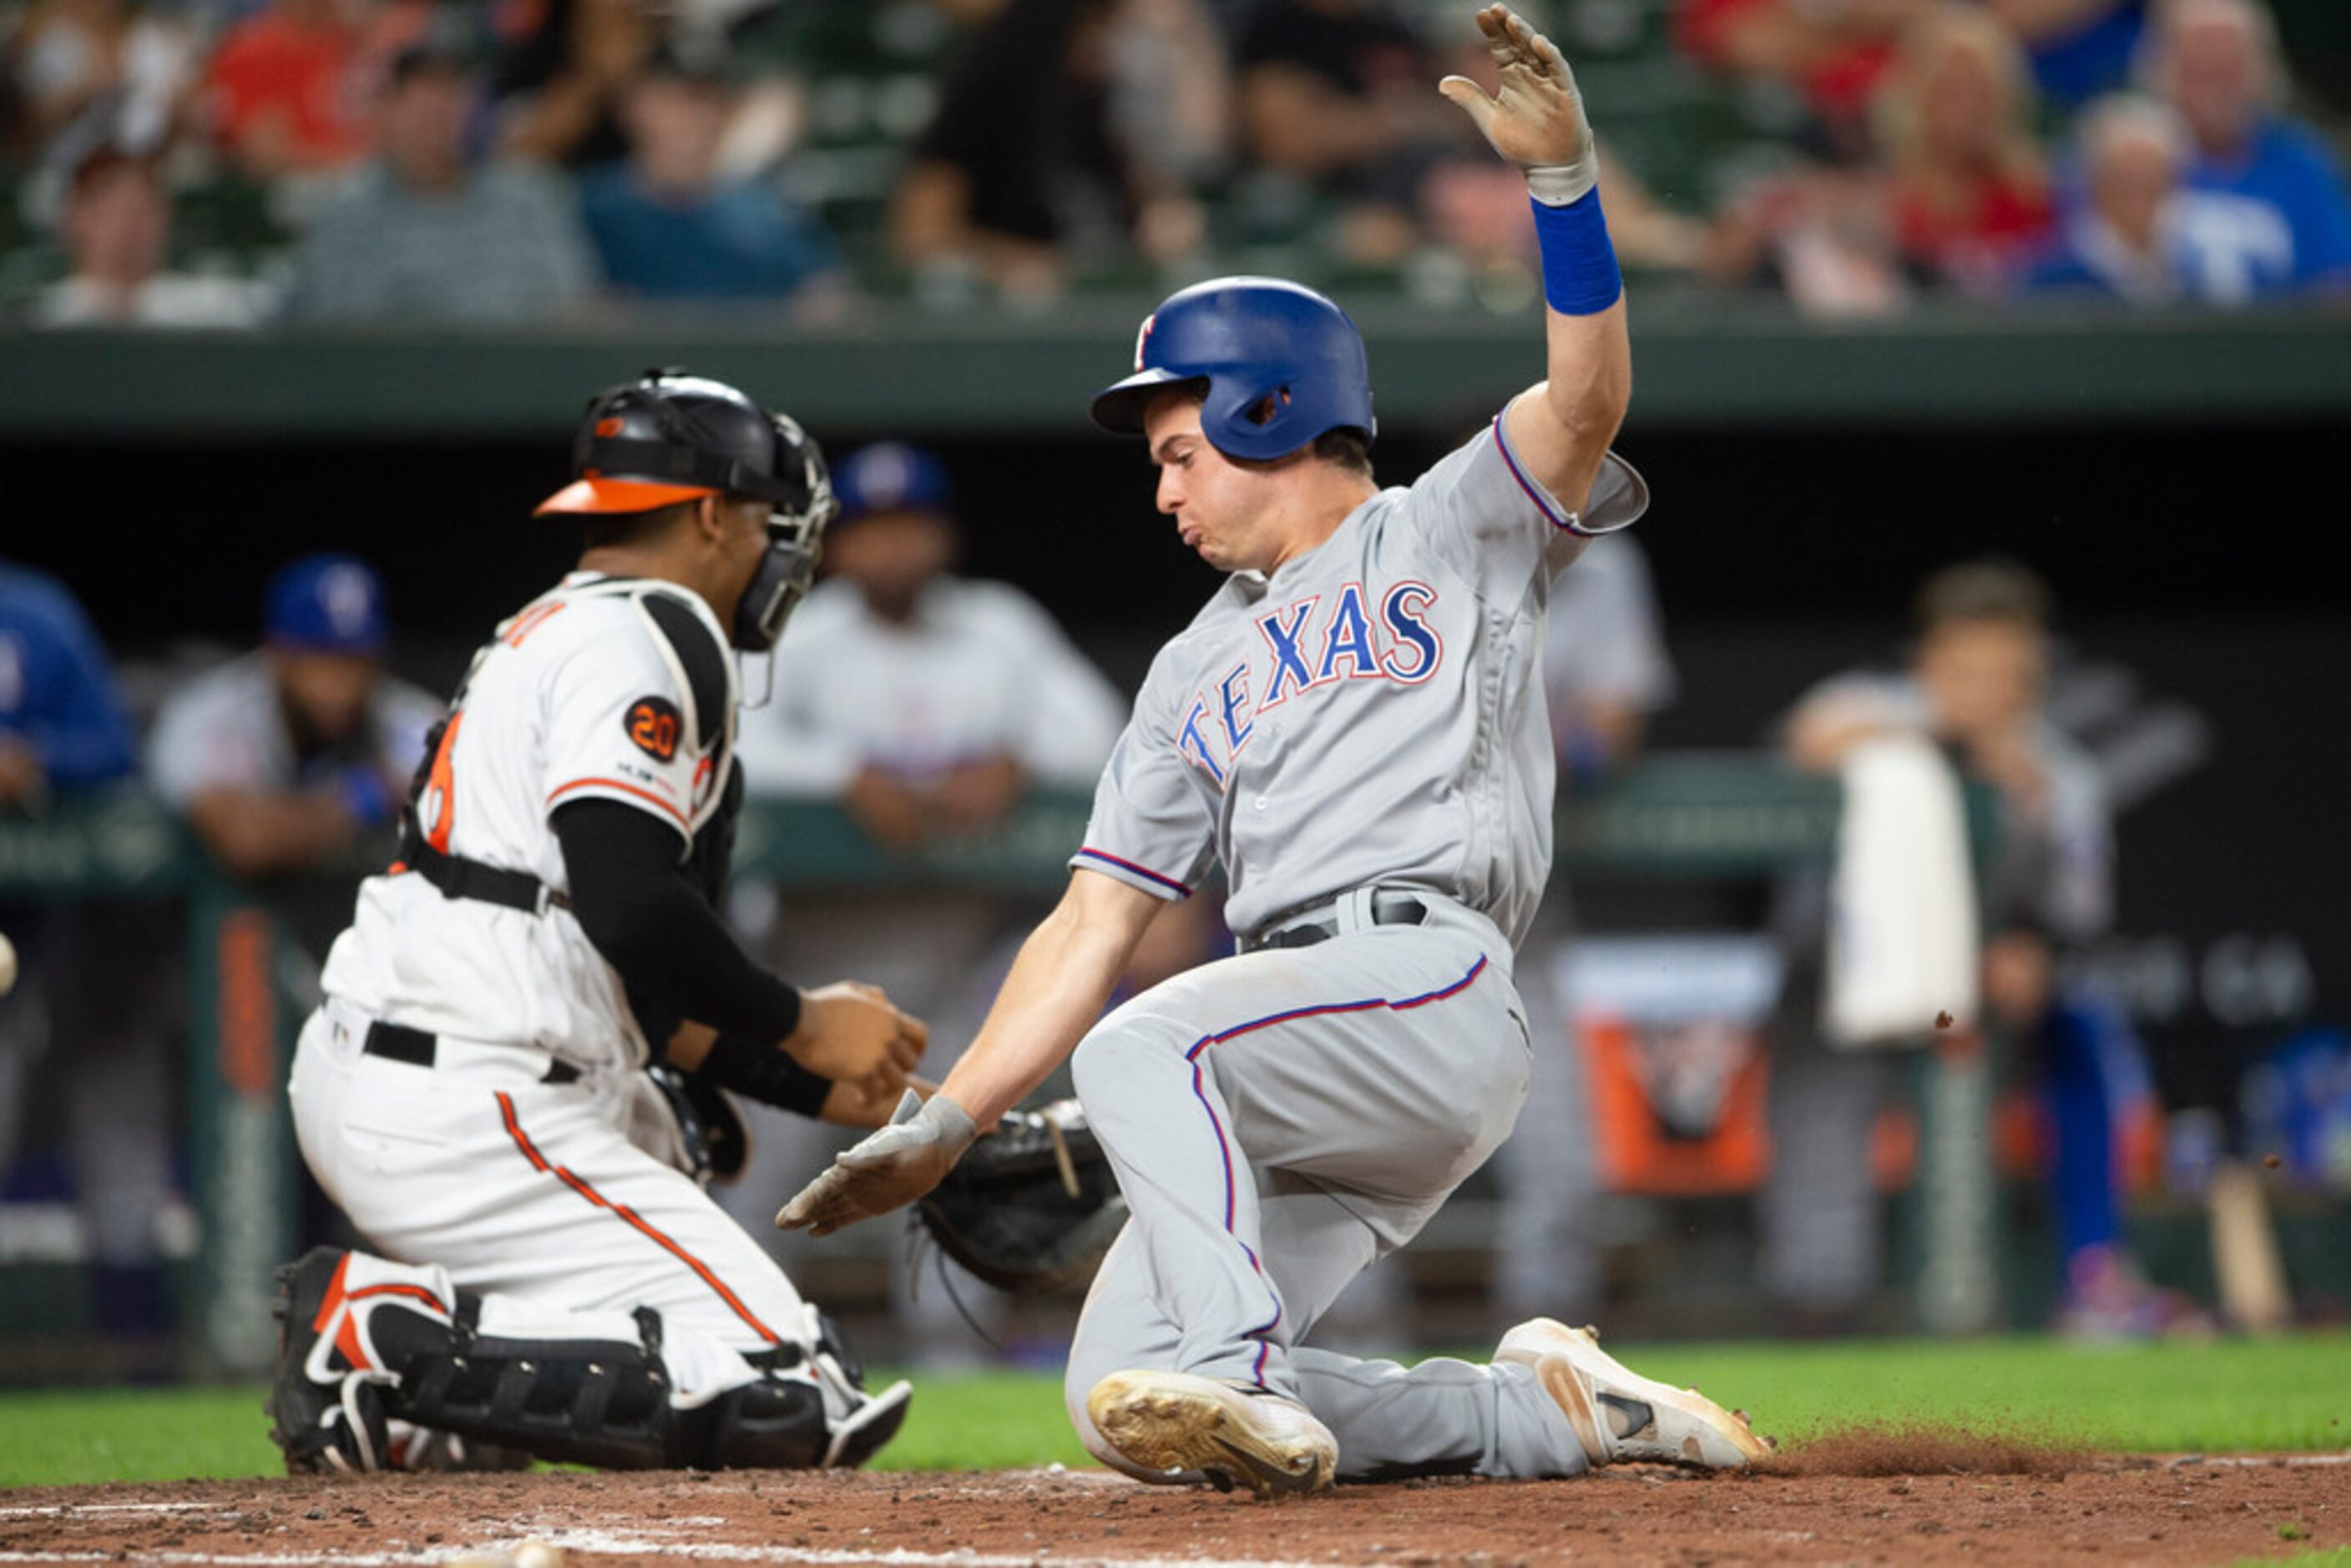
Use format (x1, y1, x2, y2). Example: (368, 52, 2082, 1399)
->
(782, 5, 1767, 1495)
(268, 373, 927, 1474)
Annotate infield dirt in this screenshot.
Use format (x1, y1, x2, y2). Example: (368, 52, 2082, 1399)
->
(8, 1445, 2349, 1566)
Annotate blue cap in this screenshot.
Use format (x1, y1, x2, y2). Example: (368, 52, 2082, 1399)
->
(832, 443, 952, 524)
(265, 554, 388, 655)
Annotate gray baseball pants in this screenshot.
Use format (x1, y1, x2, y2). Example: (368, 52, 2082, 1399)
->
(1063, 892, 1588, 1481)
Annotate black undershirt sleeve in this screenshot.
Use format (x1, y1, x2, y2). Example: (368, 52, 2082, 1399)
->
(552, 798, 803, 1046)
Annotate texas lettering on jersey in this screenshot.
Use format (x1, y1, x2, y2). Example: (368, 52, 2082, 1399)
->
(1175, 579, 1442, 787)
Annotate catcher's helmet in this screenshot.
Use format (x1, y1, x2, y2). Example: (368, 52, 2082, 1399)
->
(536, 370, 826, 518)
(1090, 276, 1375, 463)
(536, 370, 836, 651)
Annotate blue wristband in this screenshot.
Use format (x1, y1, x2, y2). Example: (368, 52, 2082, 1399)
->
(1531, 189, 1622, 316)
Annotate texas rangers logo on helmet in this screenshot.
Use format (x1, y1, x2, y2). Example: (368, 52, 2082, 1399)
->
(1133, 313, 1157, 372)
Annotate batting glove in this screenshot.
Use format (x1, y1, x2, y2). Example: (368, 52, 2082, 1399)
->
(776, 1090, 980, 1237)
(1438, 3, 1599, 205)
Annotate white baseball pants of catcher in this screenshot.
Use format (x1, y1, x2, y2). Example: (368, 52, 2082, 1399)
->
(1062, 893, 1591, 1480)
(289, 998, 818, 1404)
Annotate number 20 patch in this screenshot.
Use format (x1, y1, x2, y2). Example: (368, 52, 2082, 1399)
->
(624, 696, 683, 761)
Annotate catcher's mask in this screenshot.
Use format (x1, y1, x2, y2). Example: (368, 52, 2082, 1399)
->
(536, 368, 837, 653)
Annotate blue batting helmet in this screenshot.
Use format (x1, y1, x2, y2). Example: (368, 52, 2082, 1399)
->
(1090, 276, 1375, 463)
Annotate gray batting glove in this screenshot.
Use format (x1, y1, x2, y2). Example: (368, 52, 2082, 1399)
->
(1438, 3, 1599, 205)
(776, 1090, 980, 1237)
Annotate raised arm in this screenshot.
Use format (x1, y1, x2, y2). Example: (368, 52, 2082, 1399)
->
(1441, 4, 1632, 515)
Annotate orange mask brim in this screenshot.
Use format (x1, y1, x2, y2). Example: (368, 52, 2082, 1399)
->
(533, 478, 718, 516)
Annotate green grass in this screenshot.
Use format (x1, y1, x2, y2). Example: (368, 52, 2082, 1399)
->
(1603, 1332, 2351, 1454)
(0, 1370, 1092, 1489)
(2, 1334, 2344, 1490)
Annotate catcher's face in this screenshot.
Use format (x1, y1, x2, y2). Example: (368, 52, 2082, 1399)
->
(707, 493, 777, 625)
(1145, 392, 1293, 575)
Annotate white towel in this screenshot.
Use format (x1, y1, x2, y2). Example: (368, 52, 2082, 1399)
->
(1822, 735, 1979, 1049)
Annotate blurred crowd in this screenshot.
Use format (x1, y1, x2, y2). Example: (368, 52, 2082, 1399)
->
(2, 0, 2347, 326)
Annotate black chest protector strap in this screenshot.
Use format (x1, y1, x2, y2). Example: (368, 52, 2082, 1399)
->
(401, 837, 568, 915)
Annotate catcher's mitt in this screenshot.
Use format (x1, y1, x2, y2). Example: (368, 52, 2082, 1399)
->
(916, 1099, 1125, 1297)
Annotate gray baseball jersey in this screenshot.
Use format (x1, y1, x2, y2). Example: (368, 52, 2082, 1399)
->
(1071, 416, 1649, 949)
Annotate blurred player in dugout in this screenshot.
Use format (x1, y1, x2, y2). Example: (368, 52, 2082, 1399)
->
(727, 443, 1130, 1349)
(1770, 559, 2161, 1333)
(147, 557, 438, 1258)
(1, 559, 167, 1365)
(148, 554, 440, 963)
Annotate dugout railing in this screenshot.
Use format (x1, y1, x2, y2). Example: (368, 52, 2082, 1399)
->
(0, 756, 2004, 1374)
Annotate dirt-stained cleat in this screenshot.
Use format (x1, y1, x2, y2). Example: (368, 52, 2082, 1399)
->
(265, 1248, 394, 1475)
(1497, 1318, 1771, 1470)
(1087, 1370, 1336, 1498)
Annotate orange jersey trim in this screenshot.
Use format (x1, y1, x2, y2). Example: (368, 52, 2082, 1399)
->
(501, 600, 568, 648)
(423, 712, 464, 854)
(545, 776, 691, 831)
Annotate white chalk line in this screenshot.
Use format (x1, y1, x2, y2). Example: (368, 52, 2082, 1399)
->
(0, 1503, 225, 1519)
(0, 1503, 1328, 1568)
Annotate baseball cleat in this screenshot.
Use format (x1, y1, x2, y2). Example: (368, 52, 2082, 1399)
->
(823, 1378, 914, 1469)
(265, 1248, 394, 1475)
(1496, 1318, 1772, 1470)
(1087, 1370, 1336, 1498)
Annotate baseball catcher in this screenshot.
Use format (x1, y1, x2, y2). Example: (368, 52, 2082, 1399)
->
(269, 371, 929, 1474)
(779, 6, 1768, 1495)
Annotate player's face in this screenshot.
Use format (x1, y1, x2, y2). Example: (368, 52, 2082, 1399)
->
(824, 509, 956, 622)
(1144, 393, 1286, 574)
(1914, 618, 2045, 739)
(710, 494, 774, 621)
(271, 649, 379, 744)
